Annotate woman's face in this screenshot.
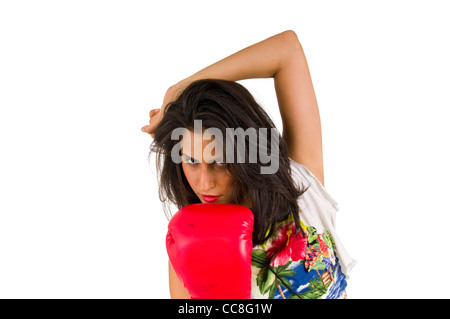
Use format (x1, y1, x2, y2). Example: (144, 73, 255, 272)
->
(180, 130, 251, 208)
(180, 130, 234, 205)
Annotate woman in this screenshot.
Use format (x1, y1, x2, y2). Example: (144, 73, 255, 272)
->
(142, 30, 355, 299)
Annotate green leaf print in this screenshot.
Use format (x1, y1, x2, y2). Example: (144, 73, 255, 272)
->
(289, 278, 330, 299)
(251, 249, 269, 267)
(252, 251, 298, 299)
(275, 261, 296, 278)
(307, 226, 318, 244)
(262, 269, 276, 294)
(322, 229, 336, 250)
(310, 261, 326, 271)
(268, 282, 277, 299)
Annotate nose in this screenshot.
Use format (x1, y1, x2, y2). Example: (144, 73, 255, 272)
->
(198, 165, 216, 193)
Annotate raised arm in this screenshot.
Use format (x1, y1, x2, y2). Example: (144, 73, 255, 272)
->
(272, 31, 324, 186)
(143, 30, 324, 185)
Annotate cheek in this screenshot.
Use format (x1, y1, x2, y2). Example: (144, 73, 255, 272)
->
(220, 173, 234, 192)
(181, 164, 195, 187)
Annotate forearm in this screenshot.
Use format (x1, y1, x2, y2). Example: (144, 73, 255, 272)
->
(177, 30, 301, 87)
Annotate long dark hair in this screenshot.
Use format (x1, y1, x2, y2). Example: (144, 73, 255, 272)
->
(149, 79, 308, 245)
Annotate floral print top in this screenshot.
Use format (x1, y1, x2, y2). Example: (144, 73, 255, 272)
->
(250, 159, 356, 299)
(251, 215, 347, 299)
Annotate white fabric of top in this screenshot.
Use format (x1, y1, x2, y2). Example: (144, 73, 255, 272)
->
(289, 158, 357, 277)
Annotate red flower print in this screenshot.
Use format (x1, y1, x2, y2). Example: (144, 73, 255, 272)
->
(269, 232, 308, 267)
(318, 234, 329, 258)
(266, 224, 295, 258)
(304, 245, 319, 271)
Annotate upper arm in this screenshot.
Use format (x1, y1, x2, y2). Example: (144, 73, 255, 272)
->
(168, 261, 190, 299)
(274, 30, 325, 186)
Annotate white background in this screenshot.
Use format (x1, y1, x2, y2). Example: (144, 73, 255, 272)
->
(1, 0, 449, 299)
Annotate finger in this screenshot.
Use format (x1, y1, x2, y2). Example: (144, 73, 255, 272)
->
(141, 125, 151, 134)
(149, 108, 161, 117)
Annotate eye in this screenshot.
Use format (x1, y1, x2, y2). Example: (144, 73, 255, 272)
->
(182, 155, 199, 164)
(214, 159, 225, 167)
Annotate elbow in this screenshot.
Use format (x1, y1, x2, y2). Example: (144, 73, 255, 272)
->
(277, 31, 304, 66)
(282, 30, 298, 40)
(279, 30, 303, 55)
(281, 30, 300, 46)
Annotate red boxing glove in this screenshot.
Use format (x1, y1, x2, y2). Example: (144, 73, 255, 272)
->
(166, 204, 254, 299)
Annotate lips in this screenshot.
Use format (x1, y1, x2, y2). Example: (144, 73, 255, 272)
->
(201, 195, 221, 203)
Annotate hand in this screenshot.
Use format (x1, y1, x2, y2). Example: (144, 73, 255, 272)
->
(140, 108, 162, 138)
(140, 82, 189, 138)
(140, 88, 172, 138)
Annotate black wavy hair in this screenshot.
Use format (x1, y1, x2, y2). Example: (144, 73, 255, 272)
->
(149, 79, 308, 245)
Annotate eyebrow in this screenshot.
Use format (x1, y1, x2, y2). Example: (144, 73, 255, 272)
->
(181, 153, 223, 162)
(182, 154, 199, 162)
